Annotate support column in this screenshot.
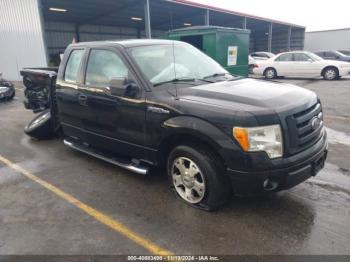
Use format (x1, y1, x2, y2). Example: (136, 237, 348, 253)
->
(137, 28, 141, 39)
(268, 22, 273, 52)
(204, 9, 210, 26)
(144, 0, 151, 39)
(287, 26, 292, 51)
(242, 16, 247, 29)
(75, 24, 80, 42)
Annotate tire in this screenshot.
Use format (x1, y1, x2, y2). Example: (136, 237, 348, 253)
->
(264, 68, 277, 79)
(7, 90, 15, 100)
(24, 109, 55, 140)
(167, 144, 231, 211)
(322, 67, 339, 80)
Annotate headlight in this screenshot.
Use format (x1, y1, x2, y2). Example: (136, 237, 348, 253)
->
(0, 86, 10, 93)
(233, 125, 283, 159)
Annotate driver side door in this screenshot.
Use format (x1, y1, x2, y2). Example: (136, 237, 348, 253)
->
(80, 47, 147, 159)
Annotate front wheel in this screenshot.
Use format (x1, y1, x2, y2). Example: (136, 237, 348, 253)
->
(322, 67, 339, 80)
(167, 145, 230, 211)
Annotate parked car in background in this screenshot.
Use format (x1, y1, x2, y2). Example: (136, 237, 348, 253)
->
(0, 73, 15, 101)
(250, 52, 275, 60)
(253, 51, 350, 80)
(338, 50, 350, 56)
(315, 50, 350, 63)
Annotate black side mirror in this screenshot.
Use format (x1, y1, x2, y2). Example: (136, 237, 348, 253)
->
(109, 77, 140, 98)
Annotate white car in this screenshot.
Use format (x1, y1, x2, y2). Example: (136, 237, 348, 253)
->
(253, 51, 350, 80)
(250, 52, 275, 60)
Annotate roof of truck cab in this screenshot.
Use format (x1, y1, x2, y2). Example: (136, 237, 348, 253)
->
(69, 39, 184, 48)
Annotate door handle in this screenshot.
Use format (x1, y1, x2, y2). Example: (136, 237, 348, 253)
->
(78, 94, 88, 106)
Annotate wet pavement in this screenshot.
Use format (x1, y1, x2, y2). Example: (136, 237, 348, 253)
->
(0, 79, 350, 255)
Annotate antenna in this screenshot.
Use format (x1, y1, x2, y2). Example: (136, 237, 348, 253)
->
(172, 40, 178, 97)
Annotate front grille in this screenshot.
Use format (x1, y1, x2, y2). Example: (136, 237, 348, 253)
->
(286, 102, 324, 154)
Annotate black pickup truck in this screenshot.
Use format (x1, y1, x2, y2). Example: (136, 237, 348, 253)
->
(20, 39, 328, 210)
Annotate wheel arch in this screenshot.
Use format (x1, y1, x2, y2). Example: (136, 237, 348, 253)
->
(158, 116, 232, 167)
(321, 65, 339, 77)
(263, 67, 278, 77)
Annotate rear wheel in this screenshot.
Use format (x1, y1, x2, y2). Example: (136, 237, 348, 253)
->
(264, 68, 277, 79)
(7, 90, 15, 100)
(167, 144, 230, 211)
(322, 67, 339, 80)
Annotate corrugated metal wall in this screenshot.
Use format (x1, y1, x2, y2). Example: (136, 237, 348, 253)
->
(45, 21, 165, 66)
(0, 0, 47, 80)
(305, 29, 350, 52)
(251, 26, 305, 54)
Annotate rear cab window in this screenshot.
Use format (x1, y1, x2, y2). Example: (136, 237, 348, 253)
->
(64, 49, 84, 83)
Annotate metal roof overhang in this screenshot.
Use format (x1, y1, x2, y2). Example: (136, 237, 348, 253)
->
(41, 0, 305, 31)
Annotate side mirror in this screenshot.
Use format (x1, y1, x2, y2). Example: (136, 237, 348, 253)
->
(109, 77, 140, 98)
(307, 58, 313, 63)
(109, 77, 127, 96)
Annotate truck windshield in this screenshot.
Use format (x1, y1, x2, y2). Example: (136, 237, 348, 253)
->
(128, 43, 232, 86)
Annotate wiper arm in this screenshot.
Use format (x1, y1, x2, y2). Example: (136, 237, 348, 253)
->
(153, 78, 196, 87)
(153, 77, 215, 87)
(203, 73, 229, 79)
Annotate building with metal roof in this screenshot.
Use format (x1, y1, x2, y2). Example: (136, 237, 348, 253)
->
(0, 0, 305, 80)
(305, 28, 350, 52)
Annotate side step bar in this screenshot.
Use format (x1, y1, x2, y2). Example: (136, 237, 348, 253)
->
(63, 139, 149, 175)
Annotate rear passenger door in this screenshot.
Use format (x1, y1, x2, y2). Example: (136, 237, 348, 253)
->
(56, 48, 87, 141)
(274, 53, 294, 76)
(80, 48, 147, 159)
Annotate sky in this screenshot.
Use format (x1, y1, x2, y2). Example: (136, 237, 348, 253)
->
(191, 0, 350, 31)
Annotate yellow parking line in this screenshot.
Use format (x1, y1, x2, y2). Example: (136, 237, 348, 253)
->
(0, 154, 173, 256)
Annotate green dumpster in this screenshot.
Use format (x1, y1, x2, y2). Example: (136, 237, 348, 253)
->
(165, 26, 250, 77)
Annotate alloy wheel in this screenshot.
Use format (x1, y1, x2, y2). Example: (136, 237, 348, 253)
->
(171, 157, 206, 204)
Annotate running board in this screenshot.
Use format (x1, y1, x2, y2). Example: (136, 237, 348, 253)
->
(63, 139, 149, 175)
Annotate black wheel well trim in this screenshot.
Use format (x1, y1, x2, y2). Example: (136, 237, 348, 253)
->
(158, 116, 232, 167)
(158, 131, 226, 168)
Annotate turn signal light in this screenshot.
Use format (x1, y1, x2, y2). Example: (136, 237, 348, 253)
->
(233, 127, 249, 151)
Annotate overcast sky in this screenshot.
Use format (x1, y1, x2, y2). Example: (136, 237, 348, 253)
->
(192, 0, 350, 31)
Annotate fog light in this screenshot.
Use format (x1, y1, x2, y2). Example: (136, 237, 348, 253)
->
(263, 178, 279, 191)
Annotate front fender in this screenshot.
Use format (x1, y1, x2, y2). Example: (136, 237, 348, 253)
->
(162, 116, 244, 168)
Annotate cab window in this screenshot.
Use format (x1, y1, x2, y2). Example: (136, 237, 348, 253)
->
(85, 49, 129, 87)
(324, 51, 337, 58)
(293, 53, 310, 61)
(64, 49, 84, 83)
(275, 53, 293, 62)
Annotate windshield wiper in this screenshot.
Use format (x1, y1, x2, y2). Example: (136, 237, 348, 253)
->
(153, 77, 213, 87)
(203, 73, 229, 79)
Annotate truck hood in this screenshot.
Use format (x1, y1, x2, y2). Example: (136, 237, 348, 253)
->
(177, 78, 317, 113)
